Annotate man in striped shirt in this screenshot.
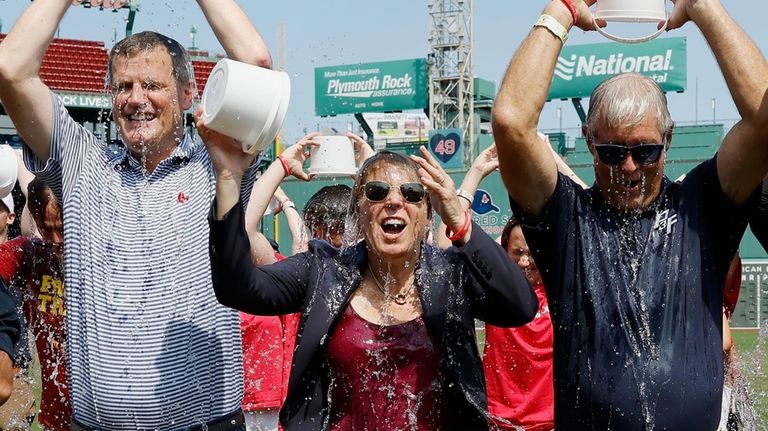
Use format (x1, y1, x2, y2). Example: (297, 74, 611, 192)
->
(0, 0, 272, 429)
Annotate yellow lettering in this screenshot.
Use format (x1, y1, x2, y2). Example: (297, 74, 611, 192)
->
(41, 275, 53, 294)
(38, 294, 52, 313)
(52, 279, 64, 297)
(51, 297, 65, 316)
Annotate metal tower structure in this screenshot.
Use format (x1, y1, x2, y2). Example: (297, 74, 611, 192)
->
(78, 0, 139, 37)
(427, 0, 475, 165)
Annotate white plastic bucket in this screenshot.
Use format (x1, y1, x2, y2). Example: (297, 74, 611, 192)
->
(0, 145, 18, 197)
(309, 136, 357, 177)
(202, 59, 291, 154)
(594, 0, 668, 44)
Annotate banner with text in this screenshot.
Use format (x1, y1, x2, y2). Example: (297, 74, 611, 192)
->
(549, 37, 687, 100)
(57, 92, 113, 109)
(315, 59, 428, 116)
(362, 112, 431, 147)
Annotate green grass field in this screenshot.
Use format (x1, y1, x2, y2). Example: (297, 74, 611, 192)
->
(732, 330, 768, 428)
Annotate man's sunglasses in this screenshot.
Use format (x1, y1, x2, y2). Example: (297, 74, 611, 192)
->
(363, 181, 426, 204)
(593, 143, 666, 166)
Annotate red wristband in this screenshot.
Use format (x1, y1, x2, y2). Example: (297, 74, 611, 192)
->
(445, 210, 472, 242)
(560, 0, 578, 25)
(276, 156, 291, 177)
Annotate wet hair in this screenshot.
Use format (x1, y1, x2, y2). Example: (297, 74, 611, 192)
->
(500, 217, 521, 252)
(586, 73, 674, 139)
(107, 31, 194, 88)
(349, 151, 432, 221)
(303, 185, 352, 240)
(27, 177, 57, 218)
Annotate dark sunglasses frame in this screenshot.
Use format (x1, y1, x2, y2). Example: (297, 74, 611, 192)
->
(593, 143, 666, 166)
(363, 181, 426, 203)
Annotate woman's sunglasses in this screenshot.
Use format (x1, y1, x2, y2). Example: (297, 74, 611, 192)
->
(593, 143, 665, 166)
(363, 181, 426, 204)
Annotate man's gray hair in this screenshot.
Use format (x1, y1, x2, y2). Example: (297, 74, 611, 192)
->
(106, 31, 195, 89)
(586, 73, 674, 137)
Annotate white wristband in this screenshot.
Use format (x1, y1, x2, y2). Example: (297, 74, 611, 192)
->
(456, 189, 474, 205)
(534, 14, 568, 44)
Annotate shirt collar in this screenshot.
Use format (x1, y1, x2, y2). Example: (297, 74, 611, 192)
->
(108, 133, 197, 169)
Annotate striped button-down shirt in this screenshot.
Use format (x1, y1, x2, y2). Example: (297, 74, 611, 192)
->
(25, 93, 244, 429)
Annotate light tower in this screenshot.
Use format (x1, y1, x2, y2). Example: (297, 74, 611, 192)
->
(427, 0, 475, 165)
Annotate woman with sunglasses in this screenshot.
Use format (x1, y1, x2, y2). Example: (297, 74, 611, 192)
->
(200, 115, 538, 430)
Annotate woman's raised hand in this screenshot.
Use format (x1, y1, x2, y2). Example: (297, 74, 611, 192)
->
(279, 132, 320, 181)
(410, 146, 466, 233)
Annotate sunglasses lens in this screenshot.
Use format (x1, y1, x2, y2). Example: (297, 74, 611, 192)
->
(364, 181, 391, 201)
(400, 183, 426, 203)
(632, 145, 664, 165)
(595, 145, 628, 165)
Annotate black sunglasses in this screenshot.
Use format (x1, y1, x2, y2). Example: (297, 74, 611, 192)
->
(593, 143, 665, 166)
(363, 181, 426, 204)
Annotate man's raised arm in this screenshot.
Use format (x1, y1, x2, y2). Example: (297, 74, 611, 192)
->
(672, 1, 768, 204)
(0, 0, 75, 161)
(197, 0, 272, 68)
(492, 1, 596, 216)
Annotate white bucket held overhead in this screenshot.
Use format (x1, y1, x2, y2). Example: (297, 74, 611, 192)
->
(0, 145, 18, 198)
(594, 0, 668, 44)
(202, 58, 291, 154)
(309, 136, 357, 177)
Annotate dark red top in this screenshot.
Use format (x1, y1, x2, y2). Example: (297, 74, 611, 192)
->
(0, 237, 70, 431)
(327, 305, 450, 430)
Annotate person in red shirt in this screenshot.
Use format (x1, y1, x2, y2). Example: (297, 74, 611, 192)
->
(484, 218, 554, 431)
(0, 178, 68, 431)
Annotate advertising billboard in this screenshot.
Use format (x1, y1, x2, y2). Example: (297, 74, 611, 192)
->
(361, 112, 431, 147)
(549, 37, 687, 100)
(315, 59, 428, 116)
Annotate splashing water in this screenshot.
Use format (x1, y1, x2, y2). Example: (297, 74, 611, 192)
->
(725, 323, 768, 430)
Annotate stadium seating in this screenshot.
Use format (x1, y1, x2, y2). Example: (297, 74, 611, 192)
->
(0, 33, 217, 96)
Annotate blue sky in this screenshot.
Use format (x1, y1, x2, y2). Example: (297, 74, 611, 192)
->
(0, 0, 763, 144)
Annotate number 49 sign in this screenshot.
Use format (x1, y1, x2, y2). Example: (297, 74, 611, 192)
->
(428, 128, 462, 169)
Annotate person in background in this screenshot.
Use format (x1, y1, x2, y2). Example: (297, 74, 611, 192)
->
(0, 145, 17, 245)
(0, 278, 20, 407)
(0, 194, 16, 246)
(0, 147, 35, 431)
(435, 144, 555, 430)
(0, 0, 272, 428)
(0, 178, 67, 431)
(485, 219, 554, 431)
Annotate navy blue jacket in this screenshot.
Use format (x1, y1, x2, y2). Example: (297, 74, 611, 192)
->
(0, 278, 19, 362)
(209, 202, 537, 431)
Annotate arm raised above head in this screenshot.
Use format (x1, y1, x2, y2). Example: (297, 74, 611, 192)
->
(492, 1, 597, 217)
(675, 1, 768, 203)
(0, 0, 76, 162)
(197, 0, 272, 68)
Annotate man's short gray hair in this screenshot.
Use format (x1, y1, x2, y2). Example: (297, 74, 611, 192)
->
(106, 31, 195, 89)
(586, 73, 674, 137)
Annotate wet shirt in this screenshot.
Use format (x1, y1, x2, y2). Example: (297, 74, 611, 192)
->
(484, 282, 554, 431)
(748, 177, 768, 252)
(240, 313, 283, 410)
(513, 157, 751, 430)
(23, 93, 244, 429)
(327, 305, 451, 431)
(0, 237, 70, 431)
